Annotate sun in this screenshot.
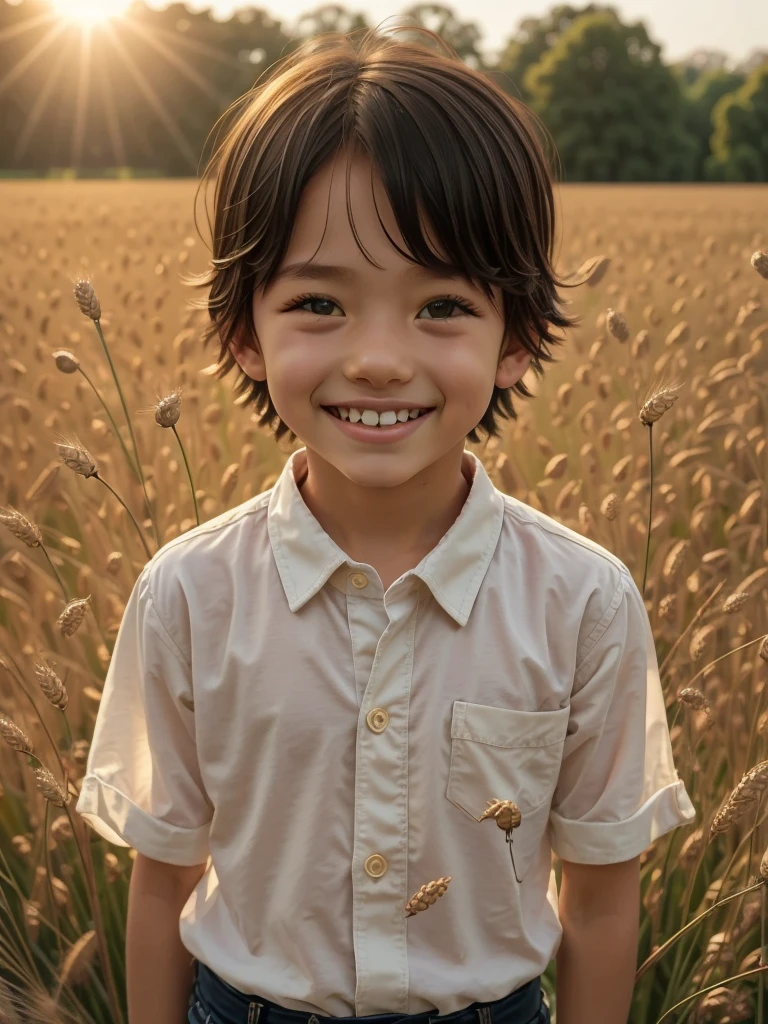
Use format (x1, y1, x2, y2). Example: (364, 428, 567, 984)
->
(48, 0, 133, 25)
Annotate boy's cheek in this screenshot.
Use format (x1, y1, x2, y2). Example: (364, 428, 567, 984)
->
(268, 346, 324, 403)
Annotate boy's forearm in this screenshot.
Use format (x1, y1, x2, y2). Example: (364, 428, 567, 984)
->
(555, 878, 639, 1024)
(126, 857, 205, 1024)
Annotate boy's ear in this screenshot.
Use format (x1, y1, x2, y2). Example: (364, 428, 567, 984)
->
(227, 324, 267, 382)
(495, 334, 532, 390)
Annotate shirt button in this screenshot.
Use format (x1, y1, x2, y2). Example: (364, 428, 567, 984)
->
(364, 854, 388, 878)
(349, 572, 368, 589)
(366, 707, 390, 733)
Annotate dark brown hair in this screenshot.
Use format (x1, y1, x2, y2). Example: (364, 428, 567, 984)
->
(184, 26, 579, 445)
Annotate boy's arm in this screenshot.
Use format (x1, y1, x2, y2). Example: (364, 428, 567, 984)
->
(555, 855, 640, 1024)
(126, 853, 207, 1024)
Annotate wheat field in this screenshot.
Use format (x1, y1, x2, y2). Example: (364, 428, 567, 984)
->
(0, 180, 767, 1023)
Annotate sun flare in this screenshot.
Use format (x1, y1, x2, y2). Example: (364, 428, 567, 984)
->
(48, 0, 132, 25)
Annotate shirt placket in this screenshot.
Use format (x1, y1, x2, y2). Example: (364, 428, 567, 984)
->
(348, 572, 419, 1016)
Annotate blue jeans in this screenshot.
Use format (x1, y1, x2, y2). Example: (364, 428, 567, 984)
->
(188, 960, 551, 1024)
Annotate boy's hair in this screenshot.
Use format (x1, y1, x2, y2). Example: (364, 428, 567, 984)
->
(185, 27, 579, 445)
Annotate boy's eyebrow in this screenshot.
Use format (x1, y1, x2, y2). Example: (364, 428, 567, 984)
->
(271, 261, 473, 285)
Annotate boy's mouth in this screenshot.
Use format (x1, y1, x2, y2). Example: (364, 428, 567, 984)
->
(321, 406, 435, 427)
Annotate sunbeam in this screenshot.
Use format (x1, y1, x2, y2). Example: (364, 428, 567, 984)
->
(12, 42, 69, 161)
(4, 1, 240, 172)
(120, 16, 230, 110)
(71, 22, 93, 166)
(0, 20, 68, 96)
(101, 20, 201, 171)
(47, 0, 133, 25)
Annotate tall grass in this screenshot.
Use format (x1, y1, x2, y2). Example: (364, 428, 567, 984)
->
(0, 181, 766, 1023)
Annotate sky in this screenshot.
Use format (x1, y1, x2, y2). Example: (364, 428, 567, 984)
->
(168, 0, 768, 65)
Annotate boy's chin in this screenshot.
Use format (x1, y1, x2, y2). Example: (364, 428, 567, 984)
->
(304, 443, 437, 485)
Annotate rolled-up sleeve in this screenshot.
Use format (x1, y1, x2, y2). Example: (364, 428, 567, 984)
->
(549, 565, 696, 864)
(75, 562, 212, 866)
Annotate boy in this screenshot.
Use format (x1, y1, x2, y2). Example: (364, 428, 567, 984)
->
(75, 26, 695, 1024)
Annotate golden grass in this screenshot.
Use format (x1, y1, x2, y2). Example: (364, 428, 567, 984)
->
(0, 180, 766, 1022)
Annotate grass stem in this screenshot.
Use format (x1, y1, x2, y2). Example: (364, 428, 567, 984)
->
(39, 543, 68, 601)
(172, 422, 200, 526)
(642, 422, 654, 597)
(92, 319, 159, 546)
(759, 883, 766, 1022)
(654, 965, 768, 1024)
(94, 473, 152, 561)
(636, 880, 763, 980)
(77, 364, 141, 481)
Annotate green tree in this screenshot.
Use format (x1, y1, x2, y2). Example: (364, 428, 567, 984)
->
(525, 11, 697, 181)
(398, 3, 485, 69)
(496, 4, 615, 101)
(680, 67, 746, 180)
(707, 65, 768, 181)
(673, 48, 730, 90)
(294, 3, 370, 42)
(0, 0, 296, 174)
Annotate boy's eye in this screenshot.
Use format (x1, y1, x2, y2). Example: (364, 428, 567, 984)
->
(295, 296, 341, 317)
(282, 294, 480, 319)
(419, 298, 477, 320)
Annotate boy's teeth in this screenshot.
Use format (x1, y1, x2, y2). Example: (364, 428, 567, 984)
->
(362, 409, 396, 426)
(334, 407, 428, 426)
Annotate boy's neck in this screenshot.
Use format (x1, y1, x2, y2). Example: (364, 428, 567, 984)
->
(295, 444, 473, 584)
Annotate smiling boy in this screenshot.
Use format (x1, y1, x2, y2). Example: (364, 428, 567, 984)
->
(228, 148, 529, 590)
(76, 26, 695, 1024)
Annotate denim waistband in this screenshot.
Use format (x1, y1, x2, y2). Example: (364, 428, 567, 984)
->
(191, 961, 544, 1024)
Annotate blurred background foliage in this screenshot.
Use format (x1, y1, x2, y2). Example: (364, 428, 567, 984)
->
(1, 0, 767, 181)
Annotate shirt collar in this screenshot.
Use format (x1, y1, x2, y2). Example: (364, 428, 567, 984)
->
(267, 447, 505, 626)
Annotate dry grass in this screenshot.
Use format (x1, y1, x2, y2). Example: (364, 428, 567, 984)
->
(0, 180, 766, 1023)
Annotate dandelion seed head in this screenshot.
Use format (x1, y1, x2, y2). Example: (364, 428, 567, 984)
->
(155, 388, 182, 428)
(751, 251, 768, 280)
(52, 349, 80, 374)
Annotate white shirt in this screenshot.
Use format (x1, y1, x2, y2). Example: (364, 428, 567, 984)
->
(76, 446, 695, 1016)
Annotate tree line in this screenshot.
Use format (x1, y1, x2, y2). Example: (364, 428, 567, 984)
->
(1, 0, 767, 180)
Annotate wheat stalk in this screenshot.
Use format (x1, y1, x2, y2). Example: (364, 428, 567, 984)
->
(73, 277, 159, 545)
(56, 596, 91, 638)
(710, 762, 768, 840)
(54, 438, 152, 560)
(53, 348, 142, 483)
(637, 377, 685, 595)
(0, 506, 68, 599)
(154, 389, 199, 525)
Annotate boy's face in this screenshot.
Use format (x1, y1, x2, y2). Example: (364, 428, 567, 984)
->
(229, 150, 531, 489)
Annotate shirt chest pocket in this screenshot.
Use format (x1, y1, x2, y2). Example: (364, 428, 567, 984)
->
(446, 701, 571, 881)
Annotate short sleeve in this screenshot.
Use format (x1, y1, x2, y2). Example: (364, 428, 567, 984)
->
(548, 565, 696, 864)
(75, 562, 213, 866)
